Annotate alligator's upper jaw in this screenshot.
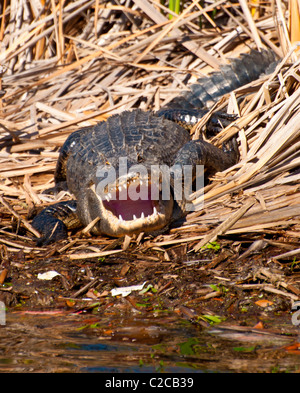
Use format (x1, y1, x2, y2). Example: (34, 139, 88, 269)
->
(89, 176, 173, 237)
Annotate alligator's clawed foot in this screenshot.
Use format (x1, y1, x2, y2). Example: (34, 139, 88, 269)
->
(34, 220, 68, 246)
(31, 200, 79, 246)
(41, 181, 69, 195)
(222, 137, 240, 164)
(205, 112, 238, 138)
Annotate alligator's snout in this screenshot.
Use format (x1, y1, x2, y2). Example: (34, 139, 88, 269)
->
(88, 173, 174, 237)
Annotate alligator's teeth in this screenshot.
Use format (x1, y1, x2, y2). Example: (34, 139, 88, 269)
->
(123, 183, 127, 190)
(118, 215, 123, 221)
(141, 212, 144, 219)
(108, 193, 112, 199)
(105, 195, 110, 202)
(133, 214, 137, 220)
(153, 206, 158, 216)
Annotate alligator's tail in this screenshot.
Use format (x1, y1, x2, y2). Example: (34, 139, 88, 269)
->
(166, 49, 278, 110)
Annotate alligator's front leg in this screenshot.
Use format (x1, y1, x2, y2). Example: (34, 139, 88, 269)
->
(171, 137, 239, 219)
(31, 200, 81, 246)
(175, 138, 239, 172)
(156, 107, 239, 171)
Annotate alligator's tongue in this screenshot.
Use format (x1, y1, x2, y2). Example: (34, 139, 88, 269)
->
(104, 198, 154, 220)
(102, 181, 158, 221)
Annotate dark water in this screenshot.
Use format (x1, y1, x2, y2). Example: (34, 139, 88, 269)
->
(0, 311, 299, 373)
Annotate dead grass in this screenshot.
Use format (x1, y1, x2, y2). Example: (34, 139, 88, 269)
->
(0, 1, 299, 303)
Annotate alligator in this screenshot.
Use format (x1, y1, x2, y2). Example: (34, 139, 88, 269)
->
(32, 49, 277, 245)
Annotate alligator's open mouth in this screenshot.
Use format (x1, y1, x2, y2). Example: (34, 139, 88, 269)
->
(90, 174, 173, 236)
(102, 179, 159, 221)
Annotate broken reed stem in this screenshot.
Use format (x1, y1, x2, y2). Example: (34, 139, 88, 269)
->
(192, 199, 256, 252)
(81, 216, 100, 235)
(238, 0, 263, 49)
(0, 195, 41, 238)
(271, 248, 300, 261)
(67, 249, 123, 260)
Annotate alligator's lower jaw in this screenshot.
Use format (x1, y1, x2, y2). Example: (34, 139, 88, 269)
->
(100, 206, 171, 237)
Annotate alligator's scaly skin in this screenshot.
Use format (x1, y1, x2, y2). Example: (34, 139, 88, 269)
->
(32, 49, 277, 244)
(165, 49, 276, 110)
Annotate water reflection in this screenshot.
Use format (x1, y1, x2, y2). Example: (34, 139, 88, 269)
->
(0, 312, 299, 373)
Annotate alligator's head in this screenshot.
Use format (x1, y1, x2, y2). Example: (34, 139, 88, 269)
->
(85, 168, 175, 237)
